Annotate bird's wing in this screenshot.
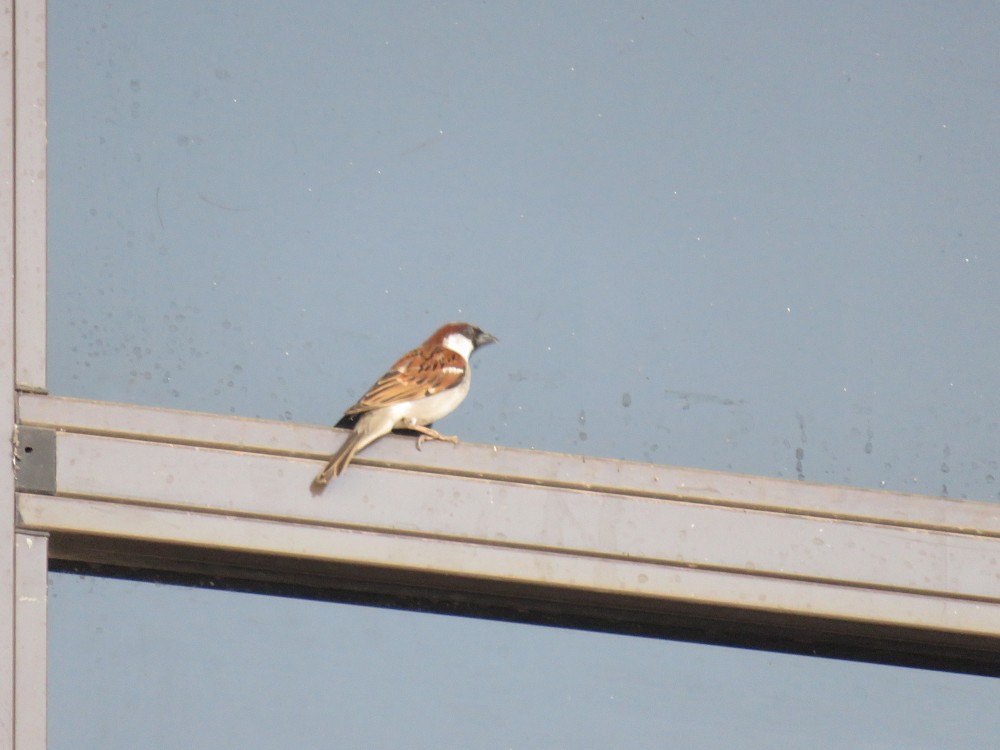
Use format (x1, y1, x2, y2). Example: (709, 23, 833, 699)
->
(343, 344, 468, 415)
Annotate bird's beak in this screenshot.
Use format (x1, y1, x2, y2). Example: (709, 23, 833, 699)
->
(476, 330, 498, 347)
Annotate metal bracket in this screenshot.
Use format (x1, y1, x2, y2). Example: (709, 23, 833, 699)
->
(13, 425, 56, 494)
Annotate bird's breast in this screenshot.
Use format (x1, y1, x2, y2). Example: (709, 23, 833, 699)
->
(393, 374, 471, 427)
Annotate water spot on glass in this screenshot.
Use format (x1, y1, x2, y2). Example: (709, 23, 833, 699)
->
(578, 431, 587, 442)
(621, 393, 631, 408)
(578, 410, 586, 425)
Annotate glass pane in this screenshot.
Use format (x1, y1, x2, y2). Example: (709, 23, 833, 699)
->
(48, 2, 1000, 500)
(44, 3, 1000, 747)
(49, 573, 1000, 750)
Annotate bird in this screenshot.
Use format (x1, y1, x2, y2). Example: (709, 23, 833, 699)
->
(311, 322, 497, 488)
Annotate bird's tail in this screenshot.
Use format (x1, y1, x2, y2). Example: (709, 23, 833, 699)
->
(312, 430, 368, 488)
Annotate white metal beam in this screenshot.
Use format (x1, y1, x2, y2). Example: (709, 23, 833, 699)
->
(14, 532, 46, 750)
(1, 0, 18, 744)
(13, 0, 46, 392)
(17, 393, 1000, 532)
(15, 393, 1000, 673)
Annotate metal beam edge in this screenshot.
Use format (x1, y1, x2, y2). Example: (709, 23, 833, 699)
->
(13, 0, 47, 392)
(17, 393, 1000, 534)
(17, 493, 1000, 637)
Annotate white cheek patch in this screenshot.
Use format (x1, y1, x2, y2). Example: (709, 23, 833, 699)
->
(442, 333, 474, 359)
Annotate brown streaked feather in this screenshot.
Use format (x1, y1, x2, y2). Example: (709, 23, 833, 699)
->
(343, 344, 467, 415)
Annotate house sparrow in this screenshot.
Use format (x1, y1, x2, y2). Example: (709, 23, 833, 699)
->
(312, 322, 497, 487)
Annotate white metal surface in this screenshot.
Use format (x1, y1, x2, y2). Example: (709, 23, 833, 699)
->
(15, 394, 1000, 671)
(1, 0, 18, 743)
(17, 492, 1000, 635)
(13, 0, 46, 392)
(14, 532, 47, 750)
(18, 393, 1000, 532)
(33, 431, 1000, 607)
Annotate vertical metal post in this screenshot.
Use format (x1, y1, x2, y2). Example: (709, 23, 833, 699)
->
(13, 0, 46, 392)
(14, 532, 47, 749)
(0, 0, 17, 744)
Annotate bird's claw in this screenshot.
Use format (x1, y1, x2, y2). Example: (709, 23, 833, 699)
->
(415, 433, 459, 451)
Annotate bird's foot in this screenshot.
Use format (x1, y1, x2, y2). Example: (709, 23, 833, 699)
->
(414, 429, 460, 451)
